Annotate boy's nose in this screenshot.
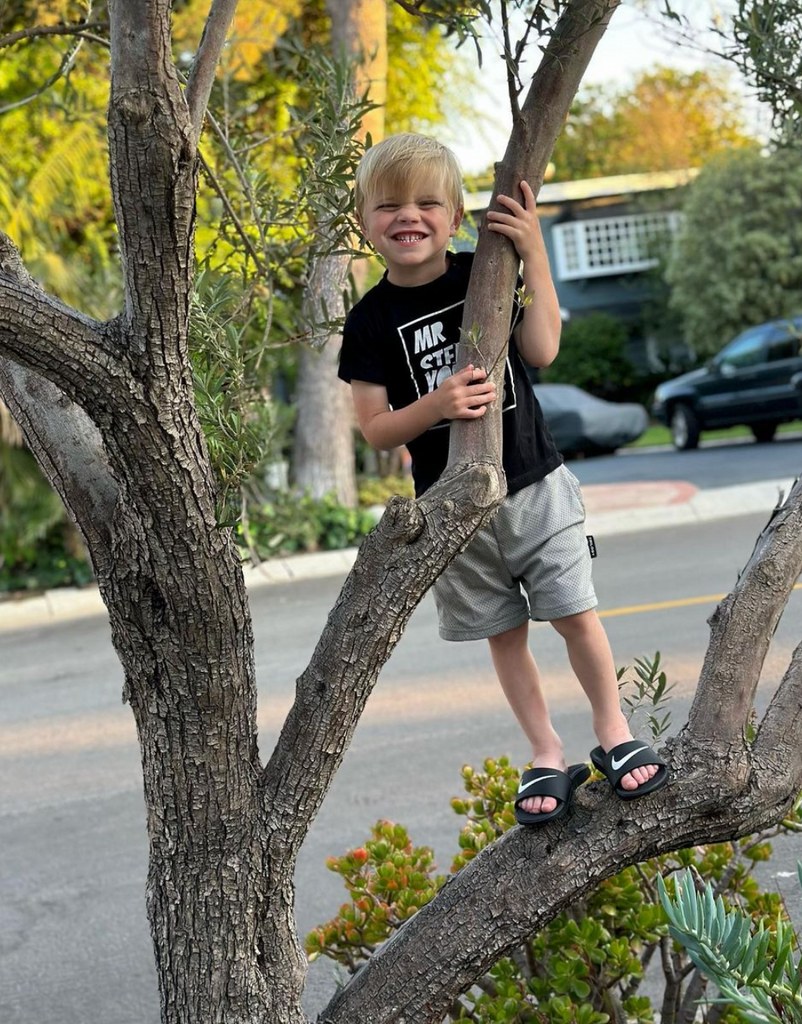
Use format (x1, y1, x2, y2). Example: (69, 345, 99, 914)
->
(397, 204, 421, 221)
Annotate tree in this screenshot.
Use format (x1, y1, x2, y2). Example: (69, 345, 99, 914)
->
(1, 4, 801, 1024)
(666, 145, 802, 357)
(291, 0, 387, 507)
(724, 0, 802, 144)
(551, 65, 755, 180)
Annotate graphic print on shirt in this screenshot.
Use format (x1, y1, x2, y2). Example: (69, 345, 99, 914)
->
(395, 299, 516, 430)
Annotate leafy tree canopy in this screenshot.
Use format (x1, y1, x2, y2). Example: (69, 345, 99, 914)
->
(0, 2, 117, 315)
(550, 65, 756, 181)
(666, 145, 802, 357)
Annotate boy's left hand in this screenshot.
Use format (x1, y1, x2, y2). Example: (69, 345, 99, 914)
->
(484, 180, 543, 262)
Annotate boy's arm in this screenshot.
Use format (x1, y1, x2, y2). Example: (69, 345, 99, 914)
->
(485, 180, 562, 369)
(351, 364, 496, 451)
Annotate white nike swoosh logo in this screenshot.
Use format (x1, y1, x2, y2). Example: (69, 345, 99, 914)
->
(610, 746, 649, 771)
(517, 773, 557, 794)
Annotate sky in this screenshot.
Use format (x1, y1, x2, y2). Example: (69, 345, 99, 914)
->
(441, 1, 748, 174)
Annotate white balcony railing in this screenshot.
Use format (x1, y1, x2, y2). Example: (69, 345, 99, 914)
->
(552, 211, 682, 280)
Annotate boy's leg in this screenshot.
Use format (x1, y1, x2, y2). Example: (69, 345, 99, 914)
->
(487, 621, 565, 814)
(549, 609, 660, 793)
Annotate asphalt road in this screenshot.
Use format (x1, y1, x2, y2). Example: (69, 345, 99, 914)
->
(1, 510, 801, 1023)
(568, 431, 802, 488)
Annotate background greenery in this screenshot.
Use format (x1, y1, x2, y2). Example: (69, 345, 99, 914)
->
(2, 4, 802, 594)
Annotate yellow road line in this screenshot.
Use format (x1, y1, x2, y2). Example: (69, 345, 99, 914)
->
(600, 583, 802, 619)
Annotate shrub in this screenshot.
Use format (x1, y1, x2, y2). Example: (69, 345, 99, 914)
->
(2, 486, 376, 592)
(541, 312, 637, 400)
(307, 656, 800, 1024)
(0, 521, 94, 593)
(357, 474, 415, 508)
(0, 444, 93, 593)
(238, 491, 375, 559)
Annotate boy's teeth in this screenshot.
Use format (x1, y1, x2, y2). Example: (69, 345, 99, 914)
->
(396, 233, 424, 242)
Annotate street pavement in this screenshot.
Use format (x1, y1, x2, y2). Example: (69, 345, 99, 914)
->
(0, 461, 797, 633)
(1, 440, 801, 1023)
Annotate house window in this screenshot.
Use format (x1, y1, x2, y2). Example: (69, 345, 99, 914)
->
(553, 211, 681, 280)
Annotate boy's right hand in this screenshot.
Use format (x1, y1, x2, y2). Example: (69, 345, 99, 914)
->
(435, 364, 496, 420)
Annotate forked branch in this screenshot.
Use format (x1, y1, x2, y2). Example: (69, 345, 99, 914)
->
(185, 0, 241, 146)
(685, 478, 802, 748)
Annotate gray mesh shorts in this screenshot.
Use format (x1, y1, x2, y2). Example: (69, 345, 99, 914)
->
(433, 464, 597, 641)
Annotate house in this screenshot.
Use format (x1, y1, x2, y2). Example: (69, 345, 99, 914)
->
(462, 169, 698, 366)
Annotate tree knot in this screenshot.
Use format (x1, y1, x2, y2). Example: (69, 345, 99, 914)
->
(0, 232, 35, 288)
(381, 495, 425, 542)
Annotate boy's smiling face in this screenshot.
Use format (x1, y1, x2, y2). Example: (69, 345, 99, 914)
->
(360, 187, 463, 287)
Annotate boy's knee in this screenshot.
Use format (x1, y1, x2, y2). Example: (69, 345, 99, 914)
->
(549, 609, 598, 639)
(487, 621, 529, 652)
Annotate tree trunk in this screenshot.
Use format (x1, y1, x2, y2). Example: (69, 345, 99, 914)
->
(291, 254, 359, 506)
(291, 0, 388, 505)
(2, 4, 802, 1024)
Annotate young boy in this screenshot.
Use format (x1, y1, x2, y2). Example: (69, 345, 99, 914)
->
(338, 133, 667, 825)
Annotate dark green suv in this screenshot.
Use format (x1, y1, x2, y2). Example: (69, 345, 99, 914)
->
(652, 316, 802, 450)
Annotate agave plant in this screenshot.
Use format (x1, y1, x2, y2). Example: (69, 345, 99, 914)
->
(658, 865, 802, 1024)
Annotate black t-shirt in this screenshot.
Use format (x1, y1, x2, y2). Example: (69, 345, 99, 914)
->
(338, 251, 562, 496)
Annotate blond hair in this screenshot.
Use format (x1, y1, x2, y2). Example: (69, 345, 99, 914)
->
(354, 133, 464, 218)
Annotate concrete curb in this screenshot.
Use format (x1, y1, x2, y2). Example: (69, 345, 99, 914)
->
(0, 478, 793, 633)
(584, 477, 794, 537)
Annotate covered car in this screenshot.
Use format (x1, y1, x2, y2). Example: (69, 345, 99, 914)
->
(535, 383, 648, 457)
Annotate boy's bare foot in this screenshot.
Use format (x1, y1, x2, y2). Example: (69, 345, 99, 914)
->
(518, 740, 566, 815)
(595, 720, 664, 796)
(517, 763, 565, 816)
(589, 739, 668, 801)
(514, 763, 591, 826)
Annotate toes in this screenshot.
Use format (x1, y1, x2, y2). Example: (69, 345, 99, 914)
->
(619, 764, 659, 791)
(521, 795, 558, 815)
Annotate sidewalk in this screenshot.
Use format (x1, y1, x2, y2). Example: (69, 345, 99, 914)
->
(0, 476, 794, 633)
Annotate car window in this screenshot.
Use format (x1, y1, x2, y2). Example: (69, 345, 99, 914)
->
(718, 326, 769, 369)
(767, 323, 801, 362)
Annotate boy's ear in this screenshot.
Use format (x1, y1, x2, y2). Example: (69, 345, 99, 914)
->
(450, 206, 464, 235)
(355, 212, 370, 246)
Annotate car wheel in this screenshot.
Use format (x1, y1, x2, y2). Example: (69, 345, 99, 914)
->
(750, 421, 778, 443)
(670, 404, 700, 450)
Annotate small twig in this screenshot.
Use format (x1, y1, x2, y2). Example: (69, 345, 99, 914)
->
(0, 30, 85, 115)
(0, 19, 106, 50)
(196, 148, 266, 274)
(499, 0, 521, 118)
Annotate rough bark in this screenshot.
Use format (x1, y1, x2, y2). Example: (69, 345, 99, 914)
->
(1, 3, 801, 1024)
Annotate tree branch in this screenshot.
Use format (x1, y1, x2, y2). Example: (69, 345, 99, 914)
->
(753, 642, 802, 780)
(0, 233, 122, 410)
(0, 28, 86, 116)
(684, 478, 802, 748)
(0, 359, 118, 564)
(262, 463, 503, 863)
(185, 0, 240, 148)
(448, 0, 620, 473)
(198, 108, 269, 273)
(0, 20, 107, 50)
